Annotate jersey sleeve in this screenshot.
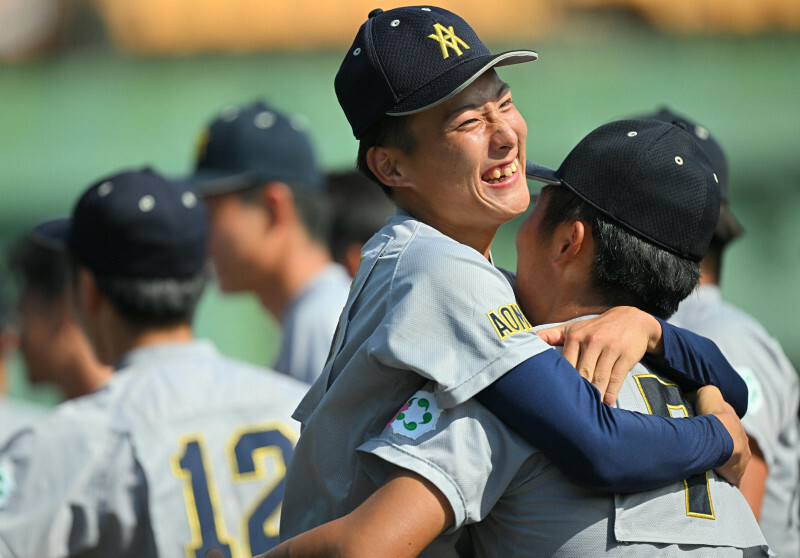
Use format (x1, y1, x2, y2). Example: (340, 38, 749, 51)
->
(356, 384, 536, 530)
(369, 236, 550, 408)
(474, 350, 734, 493)
(644, 318, 749, 417)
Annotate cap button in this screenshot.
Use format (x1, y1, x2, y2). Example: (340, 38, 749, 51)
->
(368, 8, 383, 18)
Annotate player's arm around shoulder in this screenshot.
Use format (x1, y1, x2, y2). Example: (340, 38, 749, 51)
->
(250, 468, 453, 558)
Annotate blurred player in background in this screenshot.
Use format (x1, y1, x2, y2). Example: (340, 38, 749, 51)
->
(0, 269, 46, 440)
(6, 231, 112, 401)
(651, 107, 800, 558)
(325, 169, 396, 277)
(0, 168, 307, 557)
(189, 101, 351, 385)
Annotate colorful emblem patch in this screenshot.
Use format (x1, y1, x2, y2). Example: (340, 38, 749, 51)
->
(486, 303, 533, 340)
(387, 390, 440, 440)
(0, 458, 15, 509)
(736, 366, 764, 415)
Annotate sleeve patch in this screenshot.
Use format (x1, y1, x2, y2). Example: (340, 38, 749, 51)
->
(0, 458, 16, 509)
(486, 303, 533, 340)
(386, 390, 440, 440)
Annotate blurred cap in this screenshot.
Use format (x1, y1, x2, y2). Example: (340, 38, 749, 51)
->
(34, 168, 208, 279)
(189, 100, 322, 196)
(526, 119, 721, 262)
(335, 6, 538, 139)
(633, 106, 744, 242)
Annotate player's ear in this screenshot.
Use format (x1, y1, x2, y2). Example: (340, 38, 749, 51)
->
(553, 220, 587, 267)
(259, 181, 294, 228)
(366, 146, 412, 189)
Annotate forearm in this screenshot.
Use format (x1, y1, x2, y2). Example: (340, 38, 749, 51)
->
(475, 350, 733, 493)
(256, 469, 452, 558)
(647, 318, 748, 417)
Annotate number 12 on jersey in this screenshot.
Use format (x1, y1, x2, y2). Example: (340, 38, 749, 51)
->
(171, 423, 295, 558)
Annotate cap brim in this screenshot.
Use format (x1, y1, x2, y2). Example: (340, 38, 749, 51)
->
(525, 161, 562, 185)
(188, 169, 256, 197)
(387, 50, 538, 117)
(31, 218, 71, 251)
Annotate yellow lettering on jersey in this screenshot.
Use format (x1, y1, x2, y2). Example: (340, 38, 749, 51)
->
(428, 23, 470, 59)
(227, 421, 298, 550)
(633, 373, 715, 520)
(487, 303, 534, 340)
(684, 472, 716, 520)
(171, 434, 240, 558)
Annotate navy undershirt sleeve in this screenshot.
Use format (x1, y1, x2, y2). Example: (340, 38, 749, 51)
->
(475, 349, 733, 493)
(644, 318, 748, 418)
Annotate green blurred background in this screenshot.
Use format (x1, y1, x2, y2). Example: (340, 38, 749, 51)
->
(1, 5, 798, 404)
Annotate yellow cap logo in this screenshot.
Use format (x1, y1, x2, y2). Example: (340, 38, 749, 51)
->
(428, 23, 470, 59)
(194, 129, 211, 163)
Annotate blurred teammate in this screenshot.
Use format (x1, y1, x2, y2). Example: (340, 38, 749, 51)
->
(7, 231, 111, 400)
(0, 168, 307, 557)
(269, 7, 751, 555)
(326, 169, 395, 277)
(0, 269, 45, 439)
(653, 107, 800, 557)
(189, 101, 351, 384)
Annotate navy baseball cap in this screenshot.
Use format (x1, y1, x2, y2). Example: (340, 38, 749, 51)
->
(335, 6, 538, 139)
(526, 119, 721, 262)
(34, 168, 208, 279)
(633, 106, 744, 241)
(189, 100, 322, 196)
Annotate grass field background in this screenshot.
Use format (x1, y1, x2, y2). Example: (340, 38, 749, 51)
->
(1, 15, 798, 403)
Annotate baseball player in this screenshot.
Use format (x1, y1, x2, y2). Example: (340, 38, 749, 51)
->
(0, 270, 46, 441)
(188, 101, 352, 385)
(0, 169, 308, 557)
(270, 7, 752, 554)
(347, 119, 771, 556)
(657, 107, 800, 557)
(6, 231, 112, 401)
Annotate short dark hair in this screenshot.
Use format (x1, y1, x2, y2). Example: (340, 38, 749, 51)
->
(356, 114, 417, 199)
(7, 235, 68, 304)
(91, 268, 208, 330)
(237, 180, 333, 247)
(538, 185, 700, 319)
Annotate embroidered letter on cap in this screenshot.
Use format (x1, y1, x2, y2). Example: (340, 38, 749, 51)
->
(428, 23, 470, 59)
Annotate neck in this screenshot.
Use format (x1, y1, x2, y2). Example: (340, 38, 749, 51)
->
(105, 321, 194, 365)
(255, 237, 334, 320)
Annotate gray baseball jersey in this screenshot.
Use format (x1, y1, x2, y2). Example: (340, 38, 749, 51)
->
(273, 262, 351, 384)
(0, 340, 306, 558)
(361, 318, 771, 557)
(279, 210, 550, 539)
(0, 395, 46, 444)
(671, 284, 800, 557)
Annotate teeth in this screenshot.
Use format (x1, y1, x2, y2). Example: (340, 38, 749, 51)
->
(483, 159, 519, 182)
